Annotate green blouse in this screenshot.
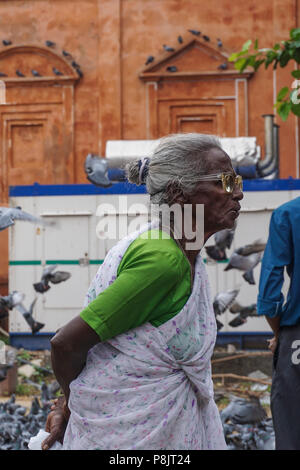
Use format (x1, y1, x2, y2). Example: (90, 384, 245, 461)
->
(80, 229, 191, 341)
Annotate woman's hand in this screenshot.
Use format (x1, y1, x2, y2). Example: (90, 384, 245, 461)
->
(42, 397, 70, 450)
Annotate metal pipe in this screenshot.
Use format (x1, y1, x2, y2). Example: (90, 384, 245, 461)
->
(257, 114, 275, 172)
(259, 123, 280, 179)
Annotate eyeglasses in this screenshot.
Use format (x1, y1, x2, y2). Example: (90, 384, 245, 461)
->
(195, 173, 243, 193)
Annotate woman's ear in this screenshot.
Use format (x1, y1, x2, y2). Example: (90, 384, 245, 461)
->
(165, 181, 186, 205)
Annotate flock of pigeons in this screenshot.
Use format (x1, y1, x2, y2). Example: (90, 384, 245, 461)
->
(144, 29, 228, 73)
(0, 39, 83, 79)
(205, 222, 266, 330)
(0, 206, 71, 334)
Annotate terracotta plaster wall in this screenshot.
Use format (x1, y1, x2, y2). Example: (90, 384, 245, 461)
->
(0, 0, 298, 185)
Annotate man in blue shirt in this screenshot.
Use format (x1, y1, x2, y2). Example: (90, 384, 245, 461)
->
(257, 197, 300, 450)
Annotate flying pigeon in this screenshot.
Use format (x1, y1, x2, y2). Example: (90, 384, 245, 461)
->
(188, 29, 201, 36)
(0, 206, 53, 232)
(177, 35, 183, 44)
(163, 44, 175, 52)
(218, 62, 228, 70)
(16, 70, 25, 77)
(14, 298, 45, 334)
(205, 245, 228, 262)
(31, 70, 42, 77)
(203, 35, 210, 41)
(33, 265, 71, 294)
(2, 40, 12, 46)
(0, 291, 44, 334)
(228, 302, 257, 327)
(84, 153, 112, 188)
(235, 239, 266, 256)
(205, 225, 236, 261)
(217, 38, 223, 48)
(166, 66, 177, 72)
(145, 55, 154, 66)
(224, 251, 262, 285)
(45, 40, 56, 48)
(53, 67, 63, 76)
(213, 288, 240, 317)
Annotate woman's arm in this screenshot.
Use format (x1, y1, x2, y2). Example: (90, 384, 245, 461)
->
(50, 315, 100, 402)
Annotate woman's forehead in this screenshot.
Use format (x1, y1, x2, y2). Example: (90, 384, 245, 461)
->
(205, 148, 233, 172)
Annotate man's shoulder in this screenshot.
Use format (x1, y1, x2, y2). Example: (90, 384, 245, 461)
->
(274, 197, 300, 216)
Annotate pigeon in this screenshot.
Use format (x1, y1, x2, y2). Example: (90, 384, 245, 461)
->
(16, 70, 25, 77)
(205, 225, 236, 261)
(84, 153, 112, 187)
(62, 49, 72, 59)
(213, 288, 240, 317)
(145, 55, 154, 66)
(2, 39, 12, 46)
(221, 397, 267, 425)
(75, 67, 83, 78)
(235, 239, 266, 256)
(205, 245, 228, 262)
(0, 206, 53, 231)
(53, 67, 63, 76)
(177, 35, 183, 44)
(203, 35, 210, 41)
(218, 62, 228, 70)
(33, 265, 71, 294)
(71, 60, 80, 69)
(163, 44, 175, 52)
(0, 72, 7, 77)
(31, 70, 42, 77)
(45, 40, 56, 48)
(188, 29, 201, 36)
(224, 251, 262, 285)
(0, 292, 44, 334)
(14, 298, 45, 334)
(217, 38, 223, 48)
(228, 302, 257, 327)
(166, 66, 177, 72)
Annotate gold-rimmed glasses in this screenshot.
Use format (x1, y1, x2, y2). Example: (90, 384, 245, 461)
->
(195, 172, 243, 194)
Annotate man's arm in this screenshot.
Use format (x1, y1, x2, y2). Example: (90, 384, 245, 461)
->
(257, 210, 292, 326)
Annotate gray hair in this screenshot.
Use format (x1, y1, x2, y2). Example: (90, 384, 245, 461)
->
(126, 133, 223, 205)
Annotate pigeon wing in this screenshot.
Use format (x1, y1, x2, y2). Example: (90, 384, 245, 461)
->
(49, 271, 71, 284)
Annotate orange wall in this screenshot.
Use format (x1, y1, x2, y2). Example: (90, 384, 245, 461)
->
(0, 0, 298, 182)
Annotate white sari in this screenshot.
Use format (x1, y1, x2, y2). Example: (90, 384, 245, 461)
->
(62, 222, 227, 450)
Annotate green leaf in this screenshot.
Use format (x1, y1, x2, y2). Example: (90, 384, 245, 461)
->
(277, 86, 289, 101)
(293, 48, 300, 63)
(290, 40, 300, 48)
(228, 50, 250, 62)
(290, 28, 300, 39)
(273, 43, 280, 51)
(279, 49, 291, 67)
(254, 39, 258, 50)
(234, 57, 247, 71)
(277, 101, 292, 121)
(242, 39, 252, 52)
(291, 102, 300, 117)
(254, 59, 265, 71)
(292, 70, 300, 78)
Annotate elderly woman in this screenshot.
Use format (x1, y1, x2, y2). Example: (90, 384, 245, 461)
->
(42, 133, 243, 450)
